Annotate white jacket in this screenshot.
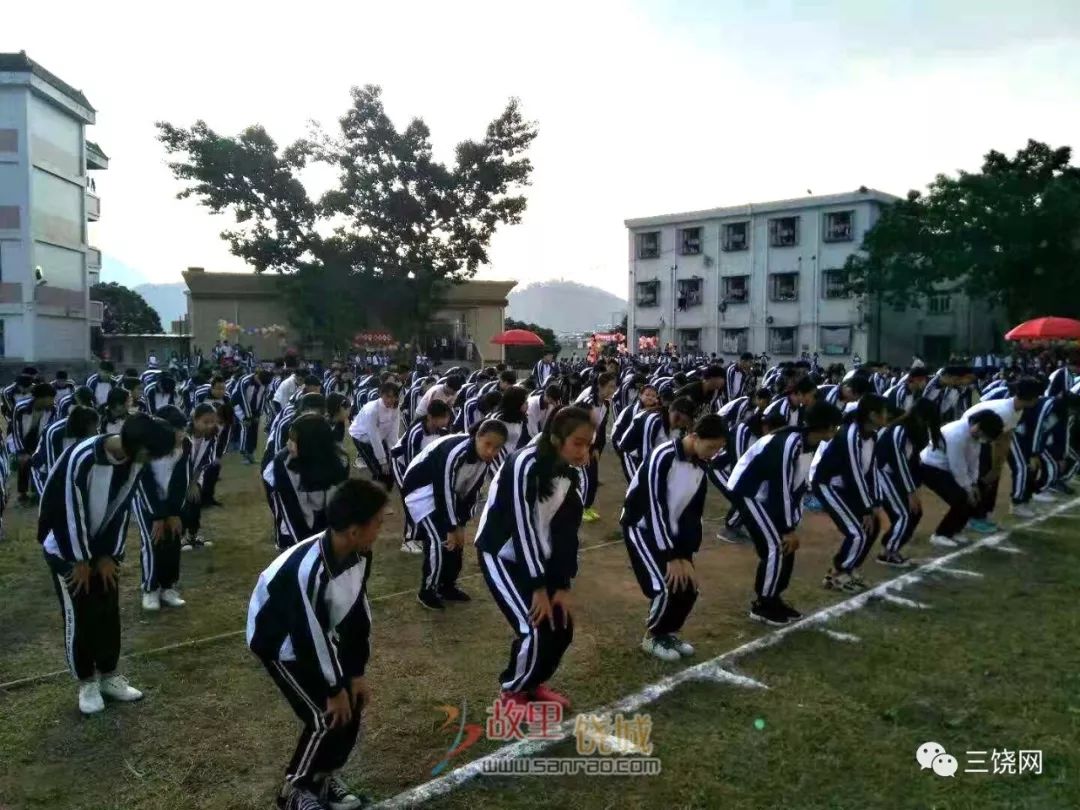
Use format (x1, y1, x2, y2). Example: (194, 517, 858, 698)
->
(348, 399, 400, 465)
(919, 418, 981, 490)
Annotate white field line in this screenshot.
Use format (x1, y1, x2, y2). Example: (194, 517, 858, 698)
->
(696, 665, 769, 690)
(934, 567, 984, 579)
(988, 543, 1024, 554)
(879, 593, 930, 609)
(370, 497, 1080, 809)
(819, 629, 861, 643)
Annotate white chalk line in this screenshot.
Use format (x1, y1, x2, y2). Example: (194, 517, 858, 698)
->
(934, 567, 984, 579)
(371, 497, 1080, 809)
(879, 593, 930, 609)
(988, 543, 1024, 554)
(0, 538, 627, 692)
(819, 629, 861, 643)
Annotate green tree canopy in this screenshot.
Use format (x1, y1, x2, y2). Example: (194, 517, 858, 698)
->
(504, 317, 558, 368)
(845, 139, 1080, 322)
(157, 87, 537, 354)
(90, 282, 163, 334)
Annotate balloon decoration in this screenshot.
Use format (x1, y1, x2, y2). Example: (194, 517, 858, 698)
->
(638, 334, 658, 352)
(217, 320, 287, 340)
(587, 332, 626, 363)
(352, 331, 399, 349)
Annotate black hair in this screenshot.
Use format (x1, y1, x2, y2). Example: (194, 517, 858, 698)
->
(120, 376, 142, 393)
(669, 396, 698, 420)
(968, 409, 1004, 440)
(55, 370, 69, 380)
(703, 365, 724, 379)
(753, 387, 772, 403)
(287, 414, 349, 491)
(120, 414, 177, 460)
(894, 397, 941, 451)
(31, 383, 56, 400)
(692, 414, 728, 440)
(478, 390, 502, 415)
(596, 372, 617, 389)
(543, 383, 564, 403)
(761, 411, 789, 433)
(15, 374, 31, 388)
(324, 392, 347, 417)
(792, 377, 817, 396)
(942, 365, 972, 377)
(99, 360, 115, 373)
(66, 406, 100, 439)
(907, 366, 930, 379)
(497, 386, 529, 421)
(73, 386, 94, 407)
(855, 393, 888, 426)
(444, 374, 466, 392)
(155, 405, 188, 431)
(379, 382, 401, 397)
(1014, 377, 1043, 401)
(740, 352, 754, 361)
(498, 370, 518, 385)
(803, 401, 844, 432)
(535, 406, 592, 498)
(326, 478, 388, 532)
(426, 399, 452, 420)
(300, 374, 320, 388)
(298, 392, 327, 413)
(106, 387, 130, 409)
(471, 418, 510, 441)
(158, 374, 177, 394)
(124, 368, 138, 378)
(192, 402, 217, 421)
(842, 375, 873, 398)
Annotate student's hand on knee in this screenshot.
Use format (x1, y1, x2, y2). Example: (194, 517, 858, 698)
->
(551, 590, 573, 628)
(66, 562, 92, 596)
(349, 676, 370, 711)
(166, 516, 183, 537)
(325, 689, 352, 729)
(95, 557, 119, 591)
(908, 492, 922, 514)
(151, 520, 165, 544)
(861, 514, 874, 534)
(781, 532, 800, 554)
(529, 588, 554, 630)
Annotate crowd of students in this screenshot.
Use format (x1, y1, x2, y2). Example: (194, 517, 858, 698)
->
(7, 346, 1080, 810)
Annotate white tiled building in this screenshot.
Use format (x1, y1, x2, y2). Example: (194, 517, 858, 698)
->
(0, 51, 105, 365)
(626, 189, 899, 365)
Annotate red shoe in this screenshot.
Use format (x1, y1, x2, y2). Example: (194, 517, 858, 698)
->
(531, 683, 571, 711)
(499, 690, 531, 707)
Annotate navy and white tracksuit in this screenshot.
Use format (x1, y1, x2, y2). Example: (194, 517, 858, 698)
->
(84, 372, 117, 408)
(402, 434, 491, 594)
(726, 364, 751, 400)
(30, 418, 71, 496)
(247, 532, 371, 789)
(874, 423, 922, 555)
(133, 439, 193, 593)
(533, 360, 557, 388)
(763, 395, 801, 427)
(263, 450, 336, 550)
(392, 421, 449, 542)
(8, 399, 56, 495)
(474, 444, 584, 692)
(611, 401, 642, 482)
(811, 422, 880, 573)
(230, 374, 268, 457)
(727, 427, 807, 601)
(620, 439, 707, 635)
(39, 436, 145, 681)
(707, 420, 758, 531)
(142, 381, 181, 416)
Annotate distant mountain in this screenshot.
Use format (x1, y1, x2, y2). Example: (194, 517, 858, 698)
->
(135, 282, 187, 326)
(101, 254, 150, 288)
(508, 280, 627, 334)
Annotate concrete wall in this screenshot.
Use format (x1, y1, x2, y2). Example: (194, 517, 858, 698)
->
(874, 294, 1007, 365)
(102, 335, 192, 367)
(187, 294, 288, 360)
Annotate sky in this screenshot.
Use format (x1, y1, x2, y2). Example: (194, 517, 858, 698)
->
(5, 0, 1080, 298)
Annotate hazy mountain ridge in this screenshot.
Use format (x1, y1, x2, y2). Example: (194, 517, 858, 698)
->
(507, 280, 626, 333)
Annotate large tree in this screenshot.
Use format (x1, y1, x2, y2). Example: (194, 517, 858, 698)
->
(90, 282, 163, 334)
(845, 139, 1080, 321)
(157, 86, 537, 354)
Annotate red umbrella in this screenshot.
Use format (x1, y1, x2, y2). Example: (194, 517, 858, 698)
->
(1005, 317, 1080, 341)
(491, 328, 546, 347)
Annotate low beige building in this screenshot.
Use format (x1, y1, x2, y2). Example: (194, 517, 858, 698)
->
(183, 268, 515, 364)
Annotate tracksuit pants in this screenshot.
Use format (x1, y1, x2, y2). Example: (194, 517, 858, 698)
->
(352, 440, 393, 490)
(263, 660, 361, 790)
(182, 498, 203, 537)
(238, 418, 260, 457)
(736, 495, 795, 601)
(201, 462, 221, 502)
(392, 460, 414, 541)
(919, 465, 972, 538)
(416, 517, 463, 594)
(582, 453, 600, 509)
(46, 554, 121, 681)
(877, 472, 921, 555)
(616, 450, 637, 484)
(815, 483, 881, 573)
(479, 550, 573, 693)
(133, 492, 181, 592)
(623, 525, 698, 635)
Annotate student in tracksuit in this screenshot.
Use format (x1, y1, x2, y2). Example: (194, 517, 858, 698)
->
(489, 386, 532, 472)
(39, 414, 177, 715)
(247, 479, 386, 810)
(85, 360, 118, 408)
(919, 410, 1005, 547)
(728, 402, 843, 626)
(474, 406, 594, 710)
(572, 371, 617, 523)
(710, 409, 788, 543)
(621, 415, 728, 662)
(134, 406, 194, 611)
(195, 377, 230, 508)
(391, 400, 452, 555)
(180, 403, 221, 551)
(612, 382, 659, 482)
(533, 352, 557, 389)
(8, 382, 57, 503)
(812, 394, 889, 592)
(99, 387, 131, 436)
(726, 353, 755, 401)
(875, 399, 941, 566)
(404, 421, 508, 610)
(56, 384, 94, 419)
(525, 384, 564, 440)
(764, 376, 817, 427)
(884, 366, 930, 412)
(231, 369, 272, 464)
(31, 405, 100, 498)
(142, 374, 182, 416)
(348, 383, 400, 490)
(265, 415, 350, 551)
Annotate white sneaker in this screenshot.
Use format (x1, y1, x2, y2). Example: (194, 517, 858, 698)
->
(400, 539, 423, 554)
(78, 679, 105, 715)
(668, 635, 695, 657)
(141, 590, 161, 611)
(952, 533, 972, 546)
(1032, 491, 1057, 503)
(1011, 503, 1036, 518)
(160, 588, 186, 608)
(99, 673, 144, 703)
(929, 534, 958, 548)
(640, 634, 681, 662)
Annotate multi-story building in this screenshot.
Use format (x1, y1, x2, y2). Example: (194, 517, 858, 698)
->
(626, 189, 899, 365)
(0, 51, 105, 366)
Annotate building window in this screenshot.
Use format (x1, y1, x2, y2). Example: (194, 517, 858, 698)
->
(677, 278, 703, 309)
(637, 231, 660, 259)
(769, 327, 796, 355)
(722, 222, 749, 251)
(927, 293, 953, 314)
(822, 269, 853, 299)
(636, 280, 659, 307)
(722, 328, 748, 355)
(820, 325, 853, 355)
(722, 275, 749, 304)
(678, 227, 702, 255)
(769, 272, 799, 302)
(768, 216, 799, 247)
(824, 210, 854, 242)
(679, 328, 701, 353)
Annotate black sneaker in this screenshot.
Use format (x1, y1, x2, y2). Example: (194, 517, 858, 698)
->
(417, 589, 445, 610)
(876, 552, 912, 568)
(321, 774, 369, 810)
(286, 788, 326, 810)
(776, 599, 802, 620)
(439, 585, 472, 602)
(748, 599, 788, 627)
